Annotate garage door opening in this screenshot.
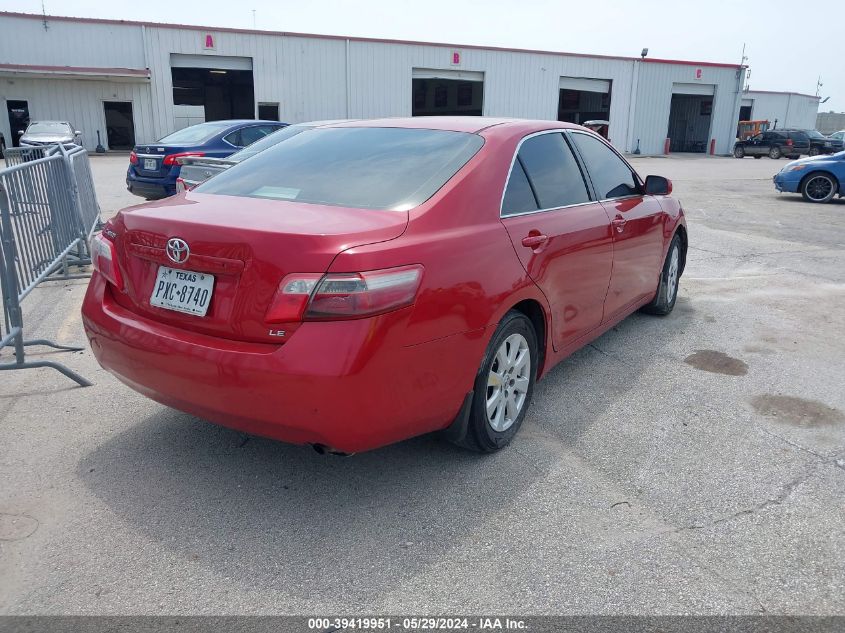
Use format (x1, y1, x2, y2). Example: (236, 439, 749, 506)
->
(558, 77, 611, 135)
(103, 101, 135, 150)
(668, 84, 715, 153)
(412, 69, 483, 117)
(170, 54, 255, 122)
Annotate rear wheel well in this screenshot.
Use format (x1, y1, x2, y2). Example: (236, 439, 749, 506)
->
(510, 299, 547, 375)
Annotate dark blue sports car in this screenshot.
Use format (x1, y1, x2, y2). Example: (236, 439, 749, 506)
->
(126, 119, 287, 199)
(773, 151, 845, 203)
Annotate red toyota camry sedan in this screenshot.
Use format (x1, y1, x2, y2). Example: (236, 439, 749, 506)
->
(82, 117, 686, 454)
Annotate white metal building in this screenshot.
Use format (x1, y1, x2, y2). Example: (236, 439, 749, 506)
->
(0, 11, 751, 155)
(816, 111, 845, 135)
(740, 90, 820, 130)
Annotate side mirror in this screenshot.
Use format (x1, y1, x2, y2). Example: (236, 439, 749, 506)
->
(17, 130, 24, 136)
(644, 175, 672, 196)
(74, 130, 82, 136)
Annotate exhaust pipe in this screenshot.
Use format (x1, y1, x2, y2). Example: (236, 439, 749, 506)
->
(310, 443, 351, 457)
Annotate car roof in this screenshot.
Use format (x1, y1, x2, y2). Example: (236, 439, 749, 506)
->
(221, 119, 283, 126)
(325, 116, 584, 135)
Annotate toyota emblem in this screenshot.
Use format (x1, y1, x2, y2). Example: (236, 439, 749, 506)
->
(166, 237, 190, 264)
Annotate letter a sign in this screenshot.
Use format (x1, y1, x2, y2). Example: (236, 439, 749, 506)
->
(203, 34, 216, 50)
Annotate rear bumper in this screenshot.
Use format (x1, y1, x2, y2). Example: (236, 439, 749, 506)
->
(81, 274, 488, 453)
(126, 167, 177, 199)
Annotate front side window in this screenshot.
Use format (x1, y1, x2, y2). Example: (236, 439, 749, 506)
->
(570, 132, 640, 200)
(198, 127, 484, 211)
(502, 133, 590, 214)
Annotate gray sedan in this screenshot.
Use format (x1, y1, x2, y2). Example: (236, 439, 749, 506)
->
(20, 120, 82, 147)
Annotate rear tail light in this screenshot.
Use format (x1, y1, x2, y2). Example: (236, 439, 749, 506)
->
(265, 265, 424, 323)
(129, 150, 138, 165)
(164, 151, 205, 166)
(90, 232, 124, 291)
(786, 139, 794, 146)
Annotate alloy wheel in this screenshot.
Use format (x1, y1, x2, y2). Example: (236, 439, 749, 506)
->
(667, 245, 680, 301)
(805, 176, 834, 202)
(486, 333, 531, 432)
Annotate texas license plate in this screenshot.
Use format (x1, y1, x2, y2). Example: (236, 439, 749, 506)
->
(144, 158, 157, 171)
(150, 266, 214, 316)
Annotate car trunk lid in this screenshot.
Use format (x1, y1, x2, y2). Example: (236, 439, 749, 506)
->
(110, 192, 408, 343)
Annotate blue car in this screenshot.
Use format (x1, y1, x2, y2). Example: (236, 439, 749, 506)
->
(773, 150, 845, 203)
(126, 119, 287, 199)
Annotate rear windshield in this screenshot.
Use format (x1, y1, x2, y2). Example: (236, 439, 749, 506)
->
(197, 127, 485, 210)
(157, 122, 232, 145)
(228, 124, 312, 162)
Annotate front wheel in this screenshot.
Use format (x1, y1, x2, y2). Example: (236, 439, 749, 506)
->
(451, 311, 538, 452)
(808, 147, 820, 157)
(769, 146, 782, 159)
(734, 146, 745, 158)
(641, 234, 683, 316)
(801, 173, 838, 203)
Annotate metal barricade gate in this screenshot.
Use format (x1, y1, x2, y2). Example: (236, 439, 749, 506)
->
(0, 144, 100, 387)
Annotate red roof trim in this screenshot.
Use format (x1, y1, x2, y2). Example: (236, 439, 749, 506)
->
(0, 62, 150, 76)
(642, 57, 745, 70)
(1, 11, 744, 70)
(745, 89, 820, 100)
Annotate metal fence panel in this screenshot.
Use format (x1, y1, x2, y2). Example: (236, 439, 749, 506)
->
(68, 149, 101, 237)
(3, 146, 49, 167)
(0, 143, 97, 387)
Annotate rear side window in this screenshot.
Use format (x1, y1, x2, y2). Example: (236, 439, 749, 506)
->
(570, 132, 640, 199)
(502, 133, 590, 214)
(229, 124, 310, 161)
(235, 125, 279, 147)
(197, 127, 484, 211)
(502, 160, 538, 215)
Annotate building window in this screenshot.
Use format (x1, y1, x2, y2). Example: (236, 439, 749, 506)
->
(258, 103, 280, 121)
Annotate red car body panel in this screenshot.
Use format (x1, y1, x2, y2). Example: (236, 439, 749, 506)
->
(82, 117, 686, 453)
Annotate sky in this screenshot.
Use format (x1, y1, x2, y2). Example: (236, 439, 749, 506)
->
(4, 0, 844, 112)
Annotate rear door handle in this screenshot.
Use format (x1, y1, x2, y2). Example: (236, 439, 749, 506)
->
(611, 216, 627, 233)
(521, 233, 549, 248)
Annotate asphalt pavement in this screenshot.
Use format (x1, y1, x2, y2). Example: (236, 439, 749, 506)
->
(0, 153, 842, 615)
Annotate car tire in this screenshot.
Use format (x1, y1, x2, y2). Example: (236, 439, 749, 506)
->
(769, 146, 782, 159)
(808, 147, 820, 157)
(733, 146, 745, 158)
(801, 173, 838, 203)
(452, 310, 538, 453)
(753, 155, 762, 159)
(641, 234, 683, 317)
